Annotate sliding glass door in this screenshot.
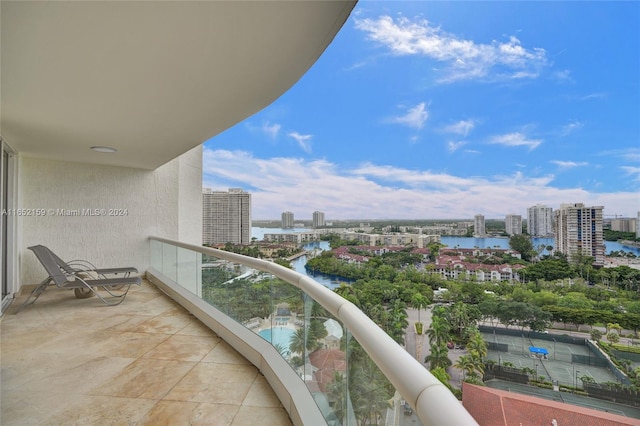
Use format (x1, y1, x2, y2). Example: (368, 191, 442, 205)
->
(1, 141, 15, 312)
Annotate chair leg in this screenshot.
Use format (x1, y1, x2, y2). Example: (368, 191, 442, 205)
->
(15, 278, 51, 314)
(74, 278, 132, 307)
(99, 284, 133, 305)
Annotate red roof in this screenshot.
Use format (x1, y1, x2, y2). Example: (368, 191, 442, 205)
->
(462, 383, 639, 426)
(308, 349, 346, 393)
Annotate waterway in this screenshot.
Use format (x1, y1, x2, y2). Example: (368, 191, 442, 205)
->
(251, 228, 640, 289)
(252, 227, 640, 256)
(294, 241, 352, 290)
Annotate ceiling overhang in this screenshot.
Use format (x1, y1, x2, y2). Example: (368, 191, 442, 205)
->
(1, 1, 356, 169)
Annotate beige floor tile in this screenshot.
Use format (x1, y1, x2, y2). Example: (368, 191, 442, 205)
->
(116, 294, 185, 317)
(143, 334, 220, 362)
(90, 358, 196, 399)
(201, 340, 252, 365)
(1, 389, 68, 426)
(42, 395, 157, 426)
(23, 327, 169, 360)
(1, 280, 292, 425)
(232, 406, 293, 426)
(165, 363, 257, 404)
(243, 375, 285, 408)
(139, 400, 240, 426)
(98, 313, 163, 333)
(3, 351, 135, 394)
(127, 311, 193, 335)
(0, 327, 62, 358)
(177, 317, 220, 337)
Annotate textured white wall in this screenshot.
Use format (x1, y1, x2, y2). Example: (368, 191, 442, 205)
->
(178, 146, 202, 245)
(19, 146, 202, 285)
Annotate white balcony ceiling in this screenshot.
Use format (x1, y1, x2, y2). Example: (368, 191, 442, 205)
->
(1, 1, 355, 169)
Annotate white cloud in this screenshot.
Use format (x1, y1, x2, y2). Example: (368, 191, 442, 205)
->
(202, 148, 640, 220)
(559, 120, 584, 136)
(389, 102, 428, 129)
(580, 92, 608, 101)
(553, 69, 573, 82)
(355, 16, 547, 83)
(511, 71, 539, 79)
(447, 141, 467, 153)
(443, 119, 476, 136)
(262, 121, 281, 139)
(489, 132, 542, 150)
(599, 148, 640, 162)
(621, 166, 640, 182)
(287, 132, 313, 153)
(550, 160, 589, 169)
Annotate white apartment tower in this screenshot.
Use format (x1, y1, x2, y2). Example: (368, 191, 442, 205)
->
(312, 211, 325, 228)
(611, 218, 637, 233)
(527, 204, 554, 237)
(505, 214, 523, 236)
(473, 214, 486, 237)
(281, 211, 294, 229)
(203, 188, 252, 245)
(554, 203, 605, 266)
(637, 212, 640, 239)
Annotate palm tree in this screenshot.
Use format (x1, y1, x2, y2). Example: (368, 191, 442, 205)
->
(447, 302, 480, 338)
(425, 343, 451, 370)
(308, 318, 328, 350)
(411, 293, 429, 323)
(466, 331, 488, 361)
(468, 356, 485, 381)
(289, 327, 307, 355)
(326, 371, 349, 424)
(454, 355, 475, 381)
(347, 355, 392, 426)
(430, 367, 453, 391)
(388, 299, 408, 345)
(427, 316, 451, 347)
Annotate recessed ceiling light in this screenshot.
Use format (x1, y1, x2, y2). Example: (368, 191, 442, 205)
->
(90, 146, 117, 153)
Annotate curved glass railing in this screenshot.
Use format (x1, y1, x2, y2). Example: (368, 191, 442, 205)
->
(149, 236, 477, 426)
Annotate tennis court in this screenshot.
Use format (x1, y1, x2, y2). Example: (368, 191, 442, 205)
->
(483, 331, 620, 387)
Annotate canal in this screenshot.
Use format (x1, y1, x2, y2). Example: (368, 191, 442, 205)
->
(251, 227, 640, 290)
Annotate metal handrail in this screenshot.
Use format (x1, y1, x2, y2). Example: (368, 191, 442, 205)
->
(149, 236, 478, 426)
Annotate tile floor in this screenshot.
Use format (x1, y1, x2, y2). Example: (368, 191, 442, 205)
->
(1, 280, 292, 425)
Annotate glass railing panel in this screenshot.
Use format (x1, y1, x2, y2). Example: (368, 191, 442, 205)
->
(149, 238, 469, 426)
(150, 239, 162, 272)
(161, 241, 177, 282)
(196, 250, 357, 424)
(201, 253, 253, 317)
(177, 247, 200, 296)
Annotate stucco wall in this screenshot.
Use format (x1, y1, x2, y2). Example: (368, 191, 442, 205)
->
(19, 146, 202, 285)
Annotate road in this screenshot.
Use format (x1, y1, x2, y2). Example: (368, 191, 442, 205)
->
(404, 306, 467, 389)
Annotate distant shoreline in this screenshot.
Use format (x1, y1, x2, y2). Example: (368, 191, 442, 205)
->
(620, 239, 640, 248)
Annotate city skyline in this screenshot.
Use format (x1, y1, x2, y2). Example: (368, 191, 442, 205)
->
(203, 1, 639, 220)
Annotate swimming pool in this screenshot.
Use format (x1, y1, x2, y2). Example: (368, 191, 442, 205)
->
(259, 327, 295, 352)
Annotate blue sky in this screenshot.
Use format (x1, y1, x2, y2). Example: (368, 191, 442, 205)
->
(203, 1, 639, 221)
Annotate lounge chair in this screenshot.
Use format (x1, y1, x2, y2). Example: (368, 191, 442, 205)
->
(16, 245, 141, 313)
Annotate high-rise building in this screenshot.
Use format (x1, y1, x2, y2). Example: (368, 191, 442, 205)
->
(505, 214, 522, 236)
(554, 203, 605, 266)
(203, 188, 251, 245)
(611, 217, 637, 233)
(312, 211, 325, 228)
(473, 214, 486, 237)
(637, 212, 640, 239)
(281, 211, 294, 229)
(527, 204, 554, 237)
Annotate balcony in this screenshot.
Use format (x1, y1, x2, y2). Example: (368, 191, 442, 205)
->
(1, 280, 291, 425)
(1, 237, 477, 425)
